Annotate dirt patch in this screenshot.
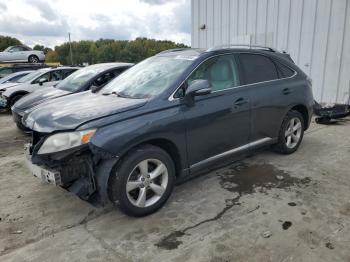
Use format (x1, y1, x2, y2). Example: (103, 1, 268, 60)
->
(155, 162, 311, 250)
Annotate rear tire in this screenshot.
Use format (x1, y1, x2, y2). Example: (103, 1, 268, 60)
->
(108, 145, 175, 217)
(273, 110, 305, 154)
(28, 55, 39, 63)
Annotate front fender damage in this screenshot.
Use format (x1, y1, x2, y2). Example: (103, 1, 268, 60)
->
(32, 142, 119, 206)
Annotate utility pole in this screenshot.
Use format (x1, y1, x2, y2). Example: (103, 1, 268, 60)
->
(68, 32, 73, 65)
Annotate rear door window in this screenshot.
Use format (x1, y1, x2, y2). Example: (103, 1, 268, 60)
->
(51, 70, 63, 81)
(63, 69, 77, 78)
(238, 54, 279, 85)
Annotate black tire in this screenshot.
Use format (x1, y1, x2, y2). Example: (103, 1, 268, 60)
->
(108, 145, 175, 217)
(28, 55, 39, 63)
(273, 110, 305, 154)
(9, 94, 24, 108)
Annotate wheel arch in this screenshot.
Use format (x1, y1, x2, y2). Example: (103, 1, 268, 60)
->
(289, 104, 310, 130)
(119, 138, 183, 178)
(94, 138, 183, 206)
(9, 91, 29, 107)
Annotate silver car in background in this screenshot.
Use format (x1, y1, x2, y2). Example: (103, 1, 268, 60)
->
(0, 45, 45, 63)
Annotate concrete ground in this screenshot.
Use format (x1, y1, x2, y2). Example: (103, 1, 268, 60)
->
(0, 112, 349, 262)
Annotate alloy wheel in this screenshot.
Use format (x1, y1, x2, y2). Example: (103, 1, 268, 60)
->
(126, 159, 168, 208)
(284, 117, 302, 148)
(29, 56, 38, 63)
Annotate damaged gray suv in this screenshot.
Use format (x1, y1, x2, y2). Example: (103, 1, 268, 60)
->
(23, 47, 314, 216)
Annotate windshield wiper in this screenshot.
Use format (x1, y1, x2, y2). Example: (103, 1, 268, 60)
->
(102, 91, 133, 98)
(102, 91, 121, 96)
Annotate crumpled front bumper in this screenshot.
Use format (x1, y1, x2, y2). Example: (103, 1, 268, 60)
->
(25, 138, 119, 205)
(24, 143, 62, 185)
(0, 94, 7, 109)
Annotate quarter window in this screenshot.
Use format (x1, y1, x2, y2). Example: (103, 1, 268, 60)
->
(239, 54, 279, 85)
(275, 61, 295, 78)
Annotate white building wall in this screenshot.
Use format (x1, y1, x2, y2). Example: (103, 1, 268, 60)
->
(191, 0, 350, 104)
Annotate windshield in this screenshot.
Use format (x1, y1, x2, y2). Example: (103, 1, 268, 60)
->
(101, 56, 193, 98)
(56, 66, 105, 92)
(4, 47, 11, 52)
(16, 70, 46, 83)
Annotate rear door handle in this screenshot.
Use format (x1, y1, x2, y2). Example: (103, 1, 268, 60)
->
(234, 97, 248, 106)
(283, 88, 292, 95)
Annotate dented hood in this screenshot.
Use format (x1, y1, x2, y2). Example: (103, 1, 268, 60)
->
(23, 91, 148, 133)
(14, 86, 70, 110)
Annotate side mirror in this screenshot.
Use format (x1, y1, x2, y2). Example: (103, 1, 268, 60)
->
(90, 85, 99, 93)
(185, 79, 212, 97)
(38, 78, 47, 86)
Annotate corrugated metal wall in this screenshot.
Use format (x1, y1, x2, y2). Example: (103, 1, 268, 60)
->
(191, 0, 350, 103)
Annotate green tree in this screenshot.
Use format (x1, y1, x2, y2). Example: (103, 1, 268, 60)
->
(0, 35, 22, 51)
(45, 50, 59, 63)
(33, 44, 52, 54)
(52, 37, 188, 65)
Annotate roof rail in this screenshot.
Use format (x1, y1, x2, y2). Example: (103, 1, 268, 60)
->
(157, 48, 191, 54)
(207, 44, 277, 52)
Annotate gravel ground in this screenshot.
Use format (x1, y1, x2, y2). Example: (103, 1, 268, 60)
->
(0, 112, 349, 262)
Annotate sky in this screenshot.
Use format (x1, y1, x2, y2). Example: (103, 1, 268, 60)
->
(0, 0, 191, 48)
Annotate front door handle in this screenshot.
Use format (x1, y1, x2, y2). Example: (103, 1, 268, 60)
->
(283, 88, 292, 95)
(234, 97, 248, 106)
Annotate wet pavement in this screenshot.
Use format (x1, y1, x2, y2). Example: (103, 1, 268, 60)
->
(0, 112, 350, 261)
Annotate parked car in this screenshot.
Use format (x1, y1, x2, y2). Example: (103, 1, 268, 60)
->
(0, 63, 48, 78)
(0, 45, 45, 63)
(0, 67, 78, 109)
(23, 47, 314, 216)
(12, 63, 133, 131)
(0, 70, 33, 84)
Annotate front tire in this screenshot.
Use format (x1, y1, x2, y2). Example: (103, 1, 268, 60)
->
(108, 145, 175, 217)
(9, 94, 24, 108)
(273, 110, 305, 154)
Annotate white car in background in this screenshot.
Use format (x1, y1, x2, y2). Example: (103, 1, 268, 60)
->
(0, 45, 45, 63)
(0, 67, 78, 109)
(0, 70, 34, 84)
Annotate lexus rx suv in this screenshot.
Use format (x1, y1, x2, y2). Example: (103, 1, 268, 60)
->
(23, 47, 314, 217)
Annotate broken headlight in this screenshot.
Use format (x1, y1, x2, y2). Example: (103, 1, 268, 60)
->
(38, 129, 96, 154)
